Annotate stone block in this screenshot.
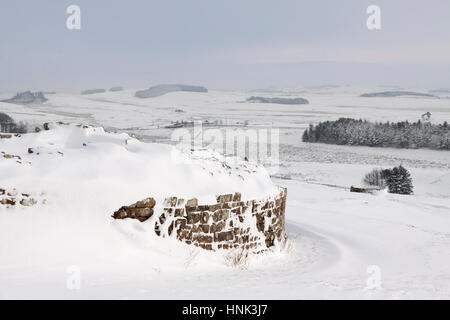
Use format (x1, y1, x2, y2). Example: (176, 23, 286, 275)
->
(216, 194, 232, 203)
(186, 198, 198, 207)
(168, 221, 174, 235)
(208, 204, 222, 211)
(175, 218, 186, 229)
(135, 197, 156, 208)
(216, 231, 234, 242)
(231, 207, 241, 215)
(200, 211, 209, 224)
(154, 222, 161, 236)
(187, 212, 201, 224)
(163, 197, 177, 207)
(174, 208, 185, 217)
(222, 202, 232, 209)
(212, 221, 225, 233)
(132, 208, 153, 221)
(112, 208, 127, 219)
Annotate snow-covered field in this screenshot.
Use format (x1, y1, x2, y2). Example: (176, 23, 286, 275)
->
(1, 86, 449, 299)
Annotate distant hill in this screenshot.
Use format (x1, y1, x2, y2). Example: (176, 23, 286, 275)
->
(109, 86, 123, 92)
(360, 91, 436, 98)
(1, 91, 48, 105)
(429, 88, 450, 94)
(246, 96, 309, 105)
(81, 89, 106, 95)
(135, 84, 208, 98)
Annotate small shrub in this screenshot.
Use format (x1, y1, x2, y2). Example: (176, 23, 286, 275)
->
(363, 168, 387, 189)
(0, 112, 27, 133)
(362, 165, 413, 195)
(225, 248, 249, 269)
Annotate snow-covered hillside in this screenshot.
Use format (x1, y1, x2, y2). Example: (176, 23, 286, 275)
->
(0, 86, 449, 299)
(0, 123, 277, 205)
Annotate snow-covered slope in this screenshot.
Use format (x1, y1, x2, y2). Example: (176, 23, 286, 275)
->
(0, 87, 449, 299)
(0, 123, 277, 206)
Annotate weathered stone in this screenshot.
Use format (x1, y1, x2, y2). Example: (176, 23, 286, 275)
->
(163, 197, 177, 207)
(154, 223, 161, 236)
(185, 205, 197, 213)
(213, 209, 229, 222)
(129, 207, 153, 221)
(199, 243, 212, 250)
(200, 211, 209, 224)
(216, 231, 234, 242)
(232, 192, 241, 201)
(216, 194, 232, 203)
(177, 198, 185, 206)
(208, 204, 222, 211)
(213, 221, 225, 233)
(199, 224, 209, 233)
(135, 197, 156, 208)
(231, 207, 241, 215)
(187, 212, 201, 224)
(175, 218, 186, 229)
(186, 198, 198, 207)
(177, 229, 187, 240)
(174, 208, 185, 217)
(232, 201, 245, 208)
(168, 221, 174, 236)
(112, 208, 127, 219)
(222, 202, 232, 209)
(0, 198, 15, 205)
(203, 235, 213, 243)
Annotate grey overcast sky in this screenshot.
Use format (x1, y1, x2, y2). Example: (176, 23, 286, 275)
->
(0, 0, 449, 92)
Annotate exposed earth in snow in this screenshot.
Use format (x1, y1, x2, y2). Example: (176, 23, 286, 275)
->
(0, 85, 449, 299)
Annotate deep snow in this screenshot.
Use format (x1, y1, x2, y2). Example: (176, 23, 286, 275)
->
(0, 86, 449, 299)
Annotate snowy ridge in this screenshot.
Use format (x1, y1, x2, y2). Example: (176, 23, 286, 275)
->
(0, 123, 278, 209)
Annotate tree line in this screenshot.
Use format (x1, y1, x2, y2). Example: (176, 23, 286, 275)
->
(302, 118, 450, 150)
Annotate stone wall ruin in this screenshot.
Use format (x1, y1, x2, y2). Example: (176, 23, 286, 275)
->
(112, 188, 287, 253)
